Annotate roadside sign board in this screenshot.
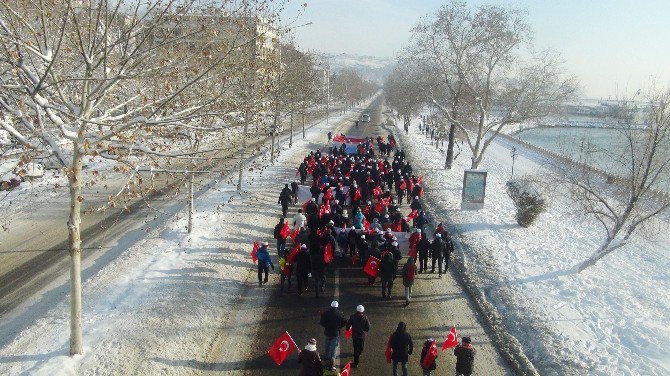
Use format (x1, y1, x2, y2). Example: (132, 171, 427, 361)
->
(461, 169, 487, 210)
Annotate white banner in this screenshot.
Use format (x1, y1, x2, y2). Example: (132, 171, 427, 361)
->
(297, 185, 350, 205)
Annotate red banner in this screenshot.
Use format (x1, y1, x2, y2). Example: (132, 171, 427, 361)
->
(364, 256, 381, 278)
(251, 241, 259, 263)
(268, 331, 298, 366)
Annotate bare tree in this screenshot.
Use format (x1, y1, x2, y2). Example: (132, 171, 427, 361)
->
(0, 0, 280, 354)
(384, 61, 425, 133)
(409, 0, 577, 169)
(566, 89, 670, 272)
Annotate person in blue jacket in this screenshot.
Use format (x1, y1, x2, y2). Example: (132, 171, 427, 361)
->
(353, 208, 365, 229)
(257, 242, 274, 286)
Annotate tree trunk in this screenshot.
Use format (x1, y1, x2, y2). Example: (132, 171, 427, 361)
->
(237, 120, 248, 191)
(445, 123, 456, 169)
(188, 172, 194, 234)
(289, 112, 293, 148)
(68, 146, 83, 355)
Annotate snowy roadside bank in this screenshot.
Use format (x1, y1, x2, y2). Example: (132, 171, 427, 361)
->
(0, 98, 371, 375)
(389, 110, 670, 375)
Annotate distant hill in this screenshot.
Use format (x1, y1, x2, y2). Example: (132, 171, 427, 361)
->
(326, 53, 395, 84)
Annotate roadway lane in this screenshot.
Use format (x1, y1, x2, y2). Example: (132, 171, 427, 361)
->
(224, 98, 511, 375)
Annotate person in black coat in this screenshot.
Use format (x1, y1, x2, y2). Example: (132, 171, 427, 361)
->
(415, 211, 428, 231)
(443, 233, 455, 271)
(454, 336, 476, 376)
(431, 233, 446, 277)
(298, 162, 308, 185)
(410, 196, 422, 211)
(417, 233, 431, 274)
(320, 301, 346, 360)
(347, 305, 371, 367)
(278, 184, 292, 217)
(389, 321, 413, 376)
(379, 252, 396, 298)
(273, 217, 286, 257)
(295, 245, 311, 295)
(291, 181, 299, 204)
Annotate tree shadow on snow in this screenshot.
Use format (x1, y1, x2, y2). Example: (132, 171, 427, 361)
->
(502, 268, 576, 286)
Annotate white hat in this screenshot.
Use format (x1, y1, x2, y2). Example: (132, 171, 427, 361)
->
(415, 196, 419, 199)
(334, 200, 339, 204)
(384, 214, 389, 218)
(301, 244, 307, 249)
(262, 241, 269, 246)
(416, 229, 422, 233)
(392, 241, 398, 247)
(328, 220, 335, 225)
(305, 338, 317, 351)
(356, 305, 365, 312)
(436, 233, 442, 238)
(360, 235, 366, 239)
(311, 198, 316, 201)
(331, 300, 339, 308)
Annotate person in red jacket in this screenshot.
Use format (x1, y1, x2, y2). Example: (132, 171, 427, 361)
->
(402, 257, 416, 306)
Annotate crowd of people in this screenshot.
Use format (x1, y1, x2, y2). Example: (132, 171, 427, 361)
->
(263, 133, 474, 375)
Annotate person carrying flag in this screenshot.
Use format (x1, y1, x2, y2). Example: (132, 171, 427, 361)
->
(298, 338, 323, 376)
(346, 305, 370, 368)
(273, 217, 287, 257)
(454, 336, 476, 376)
(420, 339, 438, 376)
(256, 242, 274, 286)
(320, 301, 347, 361)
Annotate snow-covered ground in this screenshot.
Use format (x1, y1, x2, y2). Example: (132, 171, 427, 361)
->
(394, 113, 670, 375)
(0, 100, 367, 375)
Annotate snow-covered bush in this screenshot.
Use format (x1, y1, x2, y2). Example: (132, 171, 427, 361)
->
(506, 178, 548, 227)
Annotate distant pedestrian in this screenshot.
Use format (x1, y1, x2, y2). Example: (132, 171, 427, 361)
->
(346, 304, 371, 367)
(278, 184, 292, 217)
(454, 336, 476, 376)
(273, 217, 287, 257)
(327, 131, 332, 142)
(431, 233, 445, 277)
(379, 252, 395, 299)
(389, 321, 413, 376)
(298, 338, 323, 376)
(256, 242, 274, 286)
(402, 257, 416, 305)
(293, 209, 307, 229)
(320, 300, 346, 361)
(420, 339, 438, 376)
(291, 181, 299, 204)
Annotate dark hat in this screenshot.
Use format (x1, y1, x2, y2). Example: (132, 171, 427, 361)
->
(462, 336, 471, 344)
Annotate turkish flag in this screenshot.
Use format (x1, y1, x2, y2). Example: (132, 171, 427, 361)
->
(442, 326, 458, 350)
(286, 243, 301, 263)
(353, 188, 361, 202)
(385, 336, 392, 363)
(399, 180, 406, 190)
(251, 241, 259, 263)
(406, 209, 419, 222)
(375, 201, 385, 214)
(268, 331, 298, 366)
(344, 327, 352, 339)
(279, 222, 290, 240)
(290, 228, 300, 242)
(373, 186, 382, 198)
(422, 339, 439, 369)
(323, 243, 333, 264)
(363, 217, 370, 231)
(417, 175, 423, 184)
(419, 186, 425, 197)
(364, 256, 381, 278)
(341, 361, 352, 376)
(409, 233, 420, 259)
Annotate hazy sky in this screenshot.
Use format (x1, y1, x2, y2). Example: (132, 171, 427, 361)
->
(282, 0, 670, 99)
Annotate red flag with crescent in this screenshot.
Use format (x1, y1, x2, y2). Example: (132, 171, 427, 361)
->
(363, 217, 371, 231)
(287, 243, 301, 263)
(251, 241, 259, 263)
(341, 361, 352, 376)
(344, 327, 352, 339)
(442, 326, 458, 350)
(279, 222, 290, 240)
(373, 186, 382, 198)
(406, 209, 419, 222)
(290, 228, 300, 242)
(323, 243, 333, 264)
(422, 339, 439, 369)
(364, 256, 381, 278)
(268, 331, 298, 366)
(399, 180, 406, 190)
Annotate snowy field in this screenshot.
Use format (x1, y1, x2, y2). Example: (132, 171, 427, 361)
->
(394, 112, 670, 375)
(0, 101, 367, 375)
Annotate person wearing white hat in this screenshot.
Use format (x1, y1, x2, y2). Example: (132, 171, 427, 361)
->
(320, 301, 346, 361)
(298, 338, 323, 375)
(346, 305, 371, 368)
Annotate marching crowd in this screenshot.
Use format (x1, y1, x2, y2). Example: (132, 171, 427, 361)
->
(260, 134, 475, 375)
